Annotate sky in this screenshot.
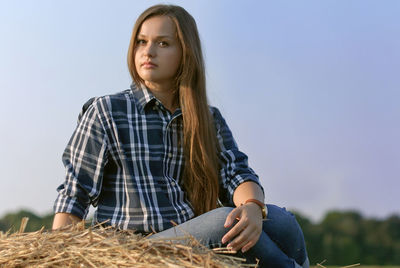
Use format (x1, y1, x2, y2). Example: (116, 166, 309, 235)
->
(0, 0, 399, 222)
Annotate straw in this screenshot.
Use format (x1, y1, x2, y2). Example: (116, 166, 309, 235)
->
(0, 220, 256, 267)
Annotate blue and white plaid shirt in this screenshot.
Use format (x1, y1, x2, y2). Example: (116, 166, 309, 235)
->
(54, 84, 262, 232)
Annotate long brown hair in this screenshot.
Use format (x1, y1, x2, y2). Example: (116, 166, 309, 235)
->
(127, 4, 220, 215)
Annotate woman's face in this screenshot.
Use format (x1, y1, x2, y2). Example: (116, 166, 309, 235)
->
(134, 16, 182, 88)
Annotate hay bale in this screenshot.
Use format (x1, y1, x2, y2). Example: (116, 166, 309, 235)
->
(0, 219, 256, 267)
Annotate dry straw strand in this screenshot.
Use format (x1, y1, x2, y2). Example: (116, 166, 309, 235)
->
(0, 219, 256, 268)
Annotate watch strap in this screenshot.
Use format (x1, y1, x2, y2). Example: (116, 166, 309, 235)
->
(244, 199, 267, 219)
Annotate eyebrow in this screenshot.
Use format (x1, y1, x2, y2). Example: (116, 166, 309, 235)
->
(137, 34, 174, 39)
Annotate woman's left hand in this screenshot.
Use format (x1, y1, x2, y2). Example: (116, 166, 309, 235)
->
(221, 203, 263, 253)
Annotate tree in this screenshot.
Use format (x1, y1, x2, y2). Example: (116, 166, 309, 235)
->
(0, 210, 53, 233)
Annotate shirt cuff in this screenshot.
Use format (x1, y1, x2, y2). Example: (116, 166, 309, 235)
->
(226, 174, 264, 205)
(53, 194, 89, 219)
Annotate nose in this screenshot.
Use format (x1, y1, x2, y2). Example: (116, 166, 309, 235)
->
(143, 42, 156, 58)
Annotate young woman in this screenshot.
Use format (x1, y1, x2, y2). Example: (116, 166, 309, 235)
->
(53, 4, 309, 267)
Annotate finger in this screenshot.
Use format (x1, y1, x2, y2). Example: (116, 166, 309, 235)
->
(241, 232, 260, 253)
(241, 224, 263, 252)
(241, 240, 255, 253)
(224, 207, 241, 228)
(228, 226, 255, 251)
(221, 216, 248, 244)
(226, 221, 255, 250)
(229, 220, 262, 252)
(222, 218, 247, 244)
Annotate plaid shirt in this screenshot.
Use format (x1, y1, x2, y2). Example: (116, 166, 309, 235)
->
(54, 84, 262, 232)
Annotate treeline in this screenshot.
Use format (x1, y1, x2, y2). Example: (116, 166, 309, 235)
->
(0, 209, 399, 265)
(294, 210, 400, 265)
(0, 210, 54, 233)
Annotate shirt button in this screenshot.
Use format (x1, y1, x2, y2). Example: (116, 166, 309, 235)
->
(168, 153, 172, 158)
(181, 210, 186, 215)
(171, 181, 176, 186)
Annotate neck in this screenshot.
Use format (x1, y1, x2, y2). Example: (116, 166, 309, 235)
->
(144, 81, 179, 112)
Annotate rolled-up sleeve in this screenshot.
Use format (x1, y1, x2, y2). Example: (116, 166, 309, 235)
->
(53, 98, 109, 219)
(211, 107, 264, 206)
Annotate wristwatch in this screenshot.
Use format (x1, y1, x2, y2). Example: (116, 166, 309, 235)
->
(244, 199, 267, 220)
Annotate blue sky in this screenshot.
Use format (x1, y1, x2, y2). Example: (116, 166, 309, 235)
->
(0, 0, 399, 222)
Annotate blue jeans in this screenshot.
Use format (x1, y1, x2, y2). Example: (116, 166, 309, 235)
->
(150, 204, 309, 268)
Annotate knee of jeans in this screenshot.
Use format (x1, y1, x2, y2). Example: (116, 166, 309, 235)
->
(266, 205, 304, 241)
(202, 207, 235, 248)
(210, 207, 235, 224)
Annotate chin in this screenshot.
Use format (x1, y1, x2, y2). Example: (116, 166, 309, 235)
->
(138, 73, 157, 82)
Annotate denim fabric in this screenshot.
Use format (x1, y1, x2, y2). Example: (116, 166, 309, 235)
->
(150, 204, 309, 268)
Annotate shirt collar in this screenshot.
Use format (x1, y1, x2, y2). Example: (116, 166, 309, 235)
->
(130, 83, 182, 116)
(130, 83, 157, 113)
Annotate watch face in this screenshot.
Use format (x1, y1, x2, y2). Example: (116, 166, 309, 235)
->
(262, 207, 267, 219)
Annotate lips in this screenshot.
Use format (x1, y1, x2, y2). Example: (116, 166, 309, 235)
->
(141, 61, 157, 68)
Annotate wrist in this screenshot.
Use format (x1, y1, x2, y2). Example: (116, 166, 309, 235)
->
(242, 199, 267, 220)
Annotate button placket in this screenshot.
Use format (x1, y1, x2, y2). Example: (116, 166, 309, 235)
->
(163, 111, 182, 185)
(153, 101, 160, 111)
(163, 112, 172, 181)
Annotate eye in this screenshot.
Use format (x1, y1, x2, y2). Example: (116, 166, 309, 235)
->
(137, 39, 147, 45)
(159, 41, 169, 47)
